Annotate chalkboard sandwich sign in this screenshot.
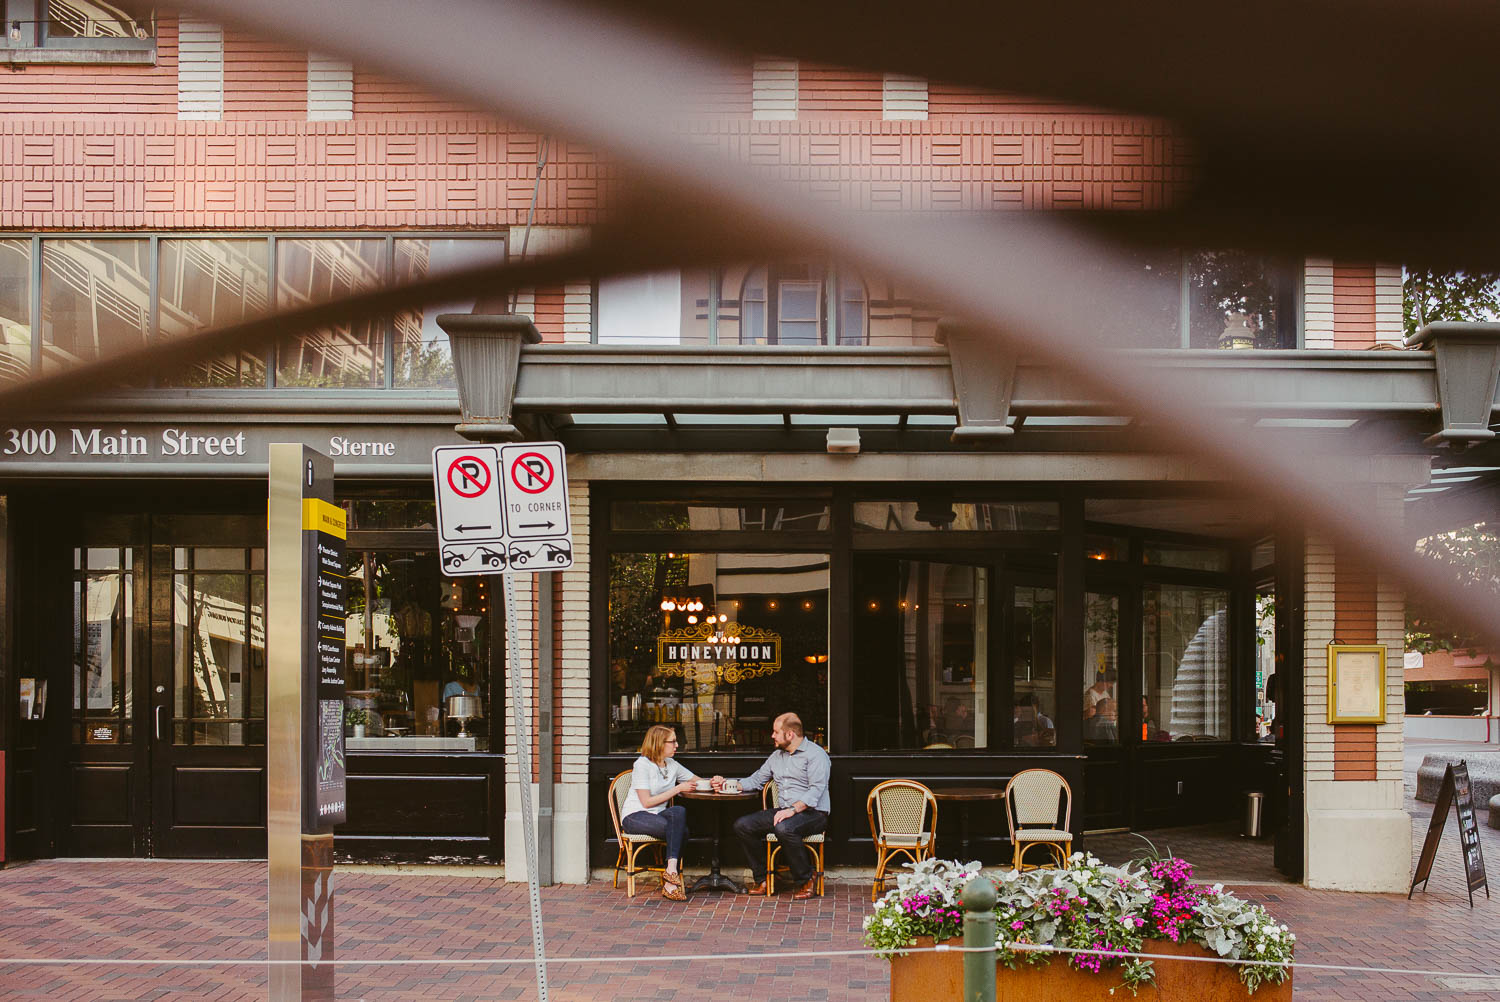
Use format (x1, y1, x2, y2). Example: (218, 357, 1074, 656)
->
(1410, 760, 1489, 906)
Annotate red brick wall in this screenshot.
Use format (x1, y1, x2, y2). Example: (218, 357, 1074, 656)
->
(530, 285, 568, 343)
(798, 63, 882, 119)
(224, 30, 306, 119)
(1333, 528, 1379, 781)
(352, 67, 489, 118)
(1332, 262, 1377, 348)
(0, 18, 179, 117)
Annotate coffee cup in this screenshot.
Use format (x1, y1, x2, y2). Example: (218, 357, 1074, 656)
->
(724, 780, 740, 794)
(695, 779, 711, 792)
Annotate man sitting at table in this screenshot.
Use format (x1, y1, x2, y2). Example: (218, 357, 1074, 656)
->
(712, 711, 830, 900)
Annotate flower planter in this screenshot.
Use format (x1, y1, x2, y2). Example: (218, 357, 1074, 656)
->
(890, 936, 1292, 1002)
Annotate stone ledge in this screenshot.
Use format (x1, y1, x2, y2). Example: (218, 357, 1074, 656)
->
(1416, 753, 1500, 808)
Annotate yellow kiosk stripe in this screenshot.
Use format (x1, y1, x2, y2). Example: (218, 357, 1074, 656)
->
(302, 498, 347, 539)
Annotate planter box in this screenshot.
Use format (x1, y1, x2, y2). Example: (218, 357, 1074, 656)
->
(890, 936, 1292, 1002)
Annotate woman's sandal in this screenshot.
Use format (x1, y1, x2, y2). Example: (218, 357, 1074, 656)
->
(660, 879, 688, 901)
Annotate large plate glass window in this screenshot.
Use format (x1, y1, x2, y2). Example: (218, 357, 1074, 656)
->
(853, 559, 990, 750)
(172, 546, 266, 746)
(393, 237, 506, 387)
(1083, 591, 1121, 745)
(40, 238, 151, 372)
(158, 238, 271, 387)
(275, 237, 385, 387)
(607, 551, 829, 753)
(853, 500, 1059, 532)
(342, 551, 491, 751)
(0, 238, 31, 383)
(1142, 584, 1230, 741)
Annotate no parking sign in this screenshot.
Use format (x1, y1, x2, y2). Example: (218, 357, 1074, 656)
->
(432, 441, 573, 576)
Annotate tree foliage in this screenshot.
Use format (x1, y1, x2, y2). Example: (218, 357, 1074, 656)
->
(1406, 523, 1500, 654)
(1403, 269, 1500, 340)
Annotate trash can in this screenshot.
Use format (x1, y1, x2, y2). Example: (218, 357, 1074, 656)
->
(1242, 791, 1264, 838)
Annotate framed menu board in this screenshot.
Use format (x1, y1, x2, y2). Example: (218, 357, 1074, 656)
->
(1327, 644, 1387, 724)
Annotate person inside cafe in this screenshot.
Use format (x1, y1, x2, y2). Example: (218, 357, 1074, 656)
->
(1083, 668, 1119, 742)
(712, 711, 830, 900)
(620, 725, 700, 901)
(1013, 692, 1055, 747)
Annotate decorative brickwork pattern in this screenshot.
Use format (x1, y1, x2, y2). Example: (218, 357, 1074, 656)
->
(798, 63, 881, 120)
(177, 18, 223, 121)
(882, 74, 929, 121)
(1303, 258, 1334, 349)
(224, 29, 306, 120)
(307, 54, 354, 122)
(1331, 262, 1376, 348)
(751, 57, 798, 120)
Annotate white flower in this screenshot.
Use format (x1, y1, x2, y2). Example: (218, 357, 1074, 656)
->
(1279, 924, 1288, 932)
(884, 917, 896, 927)
(1256, 943, 1265, 953)
(1211, 883, 1224, 893)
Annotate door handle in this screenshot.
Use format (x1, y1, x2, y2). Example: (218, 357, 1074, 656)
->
(155, 705, 164, 740)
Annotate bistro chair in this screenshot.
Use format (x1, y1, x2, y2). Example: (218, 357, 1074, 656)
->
(866, 779, 938, 901)
(607, 769, 667, 897)
(1003, 769, 1073, 871)
(764, 779, 826, 896)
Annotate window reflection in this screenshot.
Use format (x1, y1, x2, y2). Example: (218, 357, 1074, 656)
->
(158, 238, 270, 387)
(608, 552, 829, 752)
(172, 547, 266, 746)
(47, 1, 155, 39)
(1083, 592, 1120, 745)
(275, 238, 385, 387)
(41, 239, 151, 372)
(854, 558, 990, 751)
(853, 501, 1059, 531)
(0, 239, 31, 384)
(1143, 585, 1230, 741)
(343, 551, 490, 751)
(1012, 586, 1056, 747)
(611, 500, 831, 532)
(72, 547, 134, 744)
(393, 238, 506, 387)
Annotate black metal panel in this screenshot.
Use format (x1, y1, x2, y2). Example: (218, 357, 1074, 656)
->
(171, 767, 264, 827)
(342, 774, 489, 837)
(1133, 747, 1238, 828)
(70, 764, 133, 825)
(1083, 751, 1129, 831)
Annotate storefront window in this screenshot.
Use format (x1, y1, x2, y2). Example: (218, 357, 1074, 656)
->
(1083, 591, 1120, 745)
(158, 238, 271, 387)
(342, 499, 437, 530)
(275, 238, 385, 388)
(611, 500, 830, 532)
(72, 546, 135, 744)
(40, 238, 151, 372)
(343, 551, 491, 751)
(393, 238, 506, 388)
(853, 501, 1059, 532)
(1013, 585, 1057, 747)
(854, 559, 990, 751)
(1142, 584, 1230, 741)
(607, 552, 829, 753)
(172, 546, 266, 746)
(0, 238, 31, 383)
(1144, 541, 1230, 572)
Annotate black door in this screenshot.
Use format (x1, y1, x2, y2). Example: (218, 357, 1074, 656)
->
(1081, 585, 1132, 831)
(147, 515, 267, 857)
(62, 514, 266, 858)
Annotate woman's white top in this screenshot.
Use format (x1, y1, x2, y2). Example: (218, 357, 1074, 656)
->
(620, 755, 695, 820)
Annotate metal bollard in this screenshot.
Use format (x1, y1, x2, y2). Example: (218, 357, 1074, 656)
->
(961, 876, 998, 1002)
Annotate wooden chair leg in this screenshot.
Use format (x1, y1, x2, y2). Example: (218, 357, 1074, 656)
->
(872, 847, 887, 901)
(626, 844, 637, 897)
(767, 843, 776, 895)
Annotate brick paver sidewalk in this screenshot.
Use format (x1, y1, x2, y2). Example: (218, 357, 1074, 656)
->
(2, 766, 1496, 1001)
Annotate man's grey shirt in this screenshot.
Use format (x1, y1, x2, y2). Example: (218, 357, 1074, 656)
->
(742, 740, 831, 813)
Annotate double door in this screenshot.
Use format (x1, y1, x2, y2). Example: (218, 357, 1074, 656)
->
(62, 514, 267, 857)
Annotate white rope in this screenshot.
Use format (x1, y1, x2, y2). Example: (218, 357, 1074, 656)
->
(0, 942, 1495, 982)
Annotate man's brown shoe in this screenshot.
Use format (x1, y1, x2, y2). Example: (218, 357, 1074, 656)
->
(743, 878, 771, 896)
(792, 878, 819, 900)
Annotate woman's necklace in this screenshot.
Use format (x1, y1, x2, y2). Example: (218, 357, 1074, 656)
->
(657, 760, 669, 780)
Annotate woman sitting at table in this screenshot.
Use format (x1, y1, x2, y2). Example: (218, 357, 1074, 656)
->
(620, 724, 699, 901)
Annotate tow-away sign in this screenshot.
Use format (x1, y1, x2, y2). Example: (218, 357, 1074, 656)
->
(432, 441, 573, 577)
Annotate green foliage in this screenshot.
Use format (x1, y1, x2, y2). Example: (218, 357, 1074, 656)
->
(1407, 523, 1500, 654)
(1403, 269, 1500, 340)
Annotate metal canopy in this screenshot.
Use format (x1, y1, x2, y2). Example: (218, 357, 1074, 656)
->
(510, 343, 1469, 438)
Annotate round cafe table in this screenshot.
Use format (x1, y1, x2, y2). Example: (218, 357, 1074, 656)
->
(932, 786, 1006, 862)
(679, 788, 758, 893)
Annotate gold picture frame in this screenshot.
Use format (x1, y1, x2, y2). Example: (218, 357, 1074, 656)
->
(1327, 644, 1387, 724)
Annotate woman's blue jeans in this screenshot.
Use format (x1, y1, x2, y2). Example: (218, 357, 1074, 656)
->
(622, 804, 689, 862)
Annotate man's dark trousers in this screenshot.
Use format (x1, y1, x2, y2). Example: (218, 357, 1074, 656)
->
(733, 808, 828, 883)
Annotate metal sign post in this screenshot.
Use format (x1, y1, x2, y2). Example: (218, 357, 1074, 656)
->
(268, 444, 347, 1002)
(434, 440, 573, 1002)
